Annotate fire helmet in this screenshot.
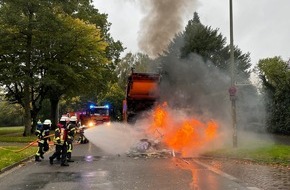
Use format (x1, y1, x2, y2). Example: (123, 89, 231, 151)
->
(43, 119, 52, 126)
(70, 116, 77, 122)
(60, 116, 69, 122)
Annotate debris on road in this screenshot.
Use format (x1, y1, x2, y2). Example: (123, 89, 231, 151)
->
(126, 138, 175, 159)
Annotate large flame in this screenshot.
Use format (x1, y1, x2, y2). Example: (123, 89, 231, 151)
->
(147, 103, 219, 156)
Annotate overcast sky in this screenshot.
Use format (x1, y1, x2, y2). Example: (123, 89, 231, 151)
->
(93, 0, 290, 66)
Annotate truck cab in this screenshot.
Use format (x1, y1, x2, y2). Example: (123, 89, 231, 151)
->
(80, 105, 110, 127)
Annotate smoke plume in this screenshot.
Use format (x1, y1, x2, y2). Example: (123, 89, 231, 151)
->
(138, 0, 198, 58)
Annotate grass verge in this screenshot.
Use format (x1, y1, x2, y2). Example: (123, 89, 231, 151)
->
(0, 146, 37, 171)
(0, 126, 24, 136)
(0, 126, 48, 172)
(202, 144, 290, 166)
(0, 136, 36, 143)
(0, 126, 37, 143)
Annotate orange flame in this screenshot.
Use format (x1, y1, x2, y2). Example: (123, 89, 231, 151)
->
(147, 103, 219, 156)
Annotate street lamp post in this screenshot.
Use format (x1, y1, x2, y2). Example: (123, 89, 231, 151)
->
(229, 0, 237, 148)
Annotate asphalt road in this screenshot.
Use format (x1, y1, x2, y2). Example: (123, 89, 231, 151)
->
(0, 142, 256, 190)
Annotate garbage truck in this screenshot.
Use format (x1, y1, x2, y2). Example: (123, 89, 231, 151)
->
(123, 70, 161, 123)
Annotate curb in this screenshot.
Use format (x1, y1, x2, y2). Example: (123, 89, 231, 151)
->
(0, 141, 82, 175)
(0, 155, 34, 174)
(0, 146, 55, 174)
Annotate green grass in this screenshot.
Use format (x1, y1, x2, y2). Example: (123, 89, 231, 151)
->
(0, 146, 37, 170)
(0, 135, 37, 143)
(203, 144, 290, 166)
(0, 126, 36, 142)
(0, 127, 44, 171)
(0, 126, 24, 136)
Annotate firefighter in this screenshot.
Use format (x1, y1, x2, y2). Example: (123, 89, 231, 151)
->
(49, 118, 69, 166)
(35, 120, 44, 162)
(77, 125, 88, 144)
(66, 116, 77, 162)
(59, 116, 68, 128)
(41, 119, 51, 158)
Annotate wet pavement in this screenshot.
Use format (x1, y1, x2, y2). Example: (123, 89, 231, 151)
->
(191, 157, 290, 190)
(1, 134, 290, 190)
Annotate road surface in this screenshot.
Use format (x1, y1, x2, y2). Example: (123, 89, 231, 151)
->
(0, 142, 256, 190)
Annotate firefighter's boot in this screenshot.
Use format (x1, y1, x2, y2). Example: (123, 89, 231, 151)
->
(35, 155, 41, 162)
(49, 157, 53, 165)
(61, 163, 69, 166)
(67, 152, 74, 162)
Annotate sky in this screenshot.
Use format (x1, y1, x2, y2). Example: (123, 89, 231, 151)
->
(92, 0, 290, 66)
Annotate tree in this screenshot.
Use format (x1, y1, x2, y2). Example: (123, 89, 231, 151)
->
(156, 12, 261, 130)
(43, 14, 109, 129)
(98, 83, 125, 121)
(0, 0, 50, 135)
(181, 12, 251, 80)
(43, 2, 124, 128)
(257, 56, 290, 134)
(0, 92, 23, 126)
(0, 0, 120, 134)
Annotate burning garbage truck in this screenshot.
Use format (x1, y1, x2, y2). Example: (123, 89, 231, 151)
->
(123, 70, 221, 158)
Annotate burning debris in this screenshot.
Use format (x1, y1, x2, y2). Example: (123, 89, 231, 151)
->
(127, 103, 220, 158)
(84, 103, 220, 158)
(126, 138, 174, 158)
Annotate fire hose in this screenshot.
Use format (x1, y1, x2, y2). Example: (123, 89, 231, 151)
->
(0, 134, 55, 153)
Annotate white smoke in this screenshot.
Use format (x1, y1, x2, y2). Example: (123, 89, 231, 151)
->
(84, 122, 144, 154)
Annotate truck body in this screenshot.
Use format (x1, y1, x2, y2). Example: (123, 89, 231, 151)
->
(123, 71, 161, 123)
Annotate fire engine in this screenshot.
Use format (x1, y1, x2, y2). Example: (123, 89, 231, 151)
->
(79, 104, 111, 127)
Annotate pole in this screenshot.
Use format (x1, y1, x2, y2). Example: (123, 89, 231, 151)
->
(229, 0, 237, 148)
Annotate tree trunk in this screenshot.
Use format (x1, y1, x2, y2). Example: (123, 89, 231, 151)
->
(23, 82, 31, 136)
(30, 110, 38, 134)
(23, 9, 33, 136)
(50, 97, 60, 130)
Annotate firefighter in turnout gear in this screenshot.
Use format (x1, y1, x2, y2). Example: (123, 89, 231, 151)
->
(42, 119, 52, 155)
(66, 116, 77, 162)
(49, 117, 69, 166)
(77, 125, 89, 144)
(35, 120, 44, 162)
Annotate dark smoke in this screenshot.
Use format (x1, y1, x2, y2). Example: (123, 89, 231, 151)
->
(159, 53, 232, 126)
(138, 0, 198, 58)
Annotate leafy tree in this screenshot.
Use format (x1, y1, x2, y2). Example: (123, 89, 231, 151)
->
(0, 0, 50, 135)
(43, 14, 109, 129)
(98, 83, 125, 121)
(0, 94, 23, 126)
(0, 0, 121, 134)
(181, 12, 251, 80)
(257, 57, 290, 134)
(157, 12, 263, 131)
(44, 2, 124, 128)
